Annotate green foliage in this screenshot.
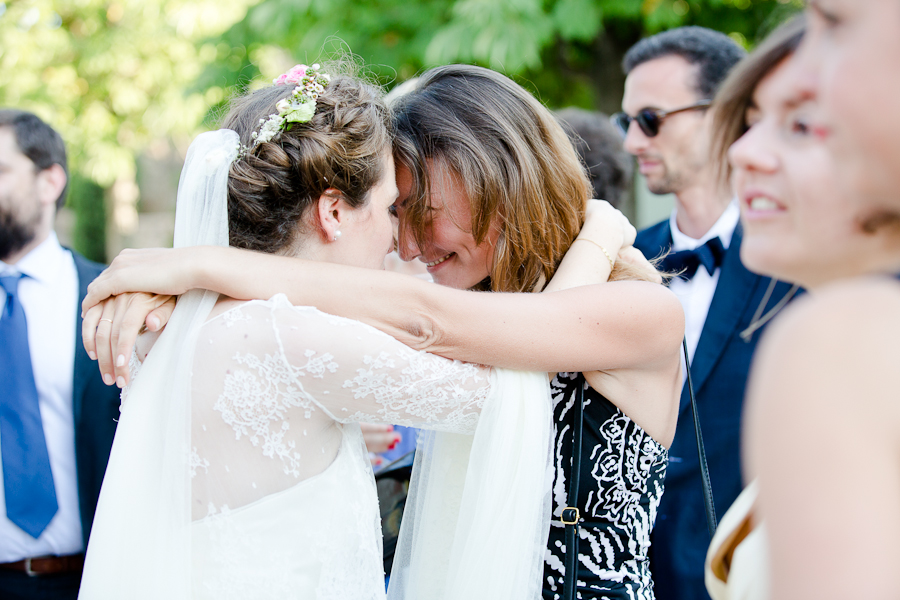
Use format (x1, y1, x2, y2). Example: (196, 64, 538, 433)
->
(67, 172, 106, 262)
(200, 0, 804, 116)
(0, 0, 805, 250)
(0, 0, 255, 186)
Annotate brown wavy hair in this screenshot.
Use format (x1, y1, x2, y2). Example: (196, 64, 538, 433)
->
(222, 67, 392, 253)
(391, 64, 655, 293)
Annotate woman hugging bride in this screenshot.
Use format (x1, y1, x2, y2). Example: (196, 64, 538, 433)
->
(80, 61, 683, 600)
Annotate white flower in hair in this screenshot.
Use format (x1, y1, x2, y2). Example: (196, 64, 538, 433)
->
(237, 64, 331, 160)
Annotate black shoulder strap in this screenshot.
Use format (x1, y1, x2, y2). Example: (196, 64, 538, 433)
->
(560, 352, 716, 600)
(561, 376, 584, 600)
(683, 338, 717, 539)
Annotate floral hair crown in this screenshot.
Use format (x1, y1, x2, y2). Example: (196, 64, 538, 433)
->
(238, 63, 331, 159)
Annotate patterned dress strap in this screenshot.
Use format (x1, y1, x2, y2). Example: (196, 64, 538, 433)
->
(561, 374, 584, 600)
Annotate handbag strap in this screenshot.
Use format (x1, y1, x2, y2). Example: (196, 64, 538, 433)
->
(559, 342, 717, 600)
(683, 338, 717, 539)
(561, 376, 585, 600)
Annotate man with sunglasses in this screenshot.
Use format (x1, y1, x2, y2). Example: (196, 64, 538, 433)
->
(616, 26, 797, 600)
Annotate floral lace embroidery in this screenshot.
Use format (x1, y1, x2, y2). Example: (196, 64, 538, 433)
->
(220, 309, 252, 328)
(343, 351, 489, 434)
(119, 350, 143, 408)
(214, 350, 334, 477)
(190, 447, 210, 479)
(190, 297, 492, 599)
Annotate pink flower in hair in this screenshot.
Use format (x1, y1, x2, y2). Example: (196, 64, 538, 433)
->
(274, 64, 309, 85)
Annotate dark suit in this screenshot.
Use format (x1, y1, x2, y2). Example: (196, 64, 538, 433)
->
(71, 251, 121, 546)
(1, 251, 119, 599)
(635, 221, 795, 600)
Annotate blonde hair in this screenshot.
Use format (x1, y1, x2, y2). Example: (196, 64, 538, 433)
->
(392, 64, 654, 292)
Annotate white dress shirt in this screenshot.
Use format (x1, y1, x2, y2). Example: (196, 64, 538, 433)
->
(0, 232, 83, 561)
(667, 201, 740, 374)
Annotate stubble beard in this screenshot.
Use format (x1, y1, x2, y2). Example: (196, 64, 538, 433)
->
(0, 203, 41, 262)
(645, 166, 685, 197)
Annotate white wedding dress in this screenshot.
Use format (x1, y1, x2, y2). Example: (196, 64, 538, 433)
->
(186, 295, 493, 599)
(79, 130, 553, 600)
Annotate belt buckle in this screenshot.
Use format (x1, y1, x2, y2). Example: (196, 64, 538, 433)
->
(24, 557, 39, 577)
(561, 506, 580, 525)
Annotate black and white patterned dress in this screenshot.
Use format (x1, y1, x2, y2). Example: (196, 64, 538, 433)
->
(542, 372, 668, 600)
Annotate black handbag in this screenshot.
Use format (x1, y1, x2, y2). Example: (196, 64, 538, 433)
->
(561, 340, 717, 600)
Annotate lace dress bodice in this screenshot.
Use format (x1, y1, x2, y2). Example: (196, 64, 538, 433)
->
(132, 294, 495, 600)
(542, 372, 668, 600)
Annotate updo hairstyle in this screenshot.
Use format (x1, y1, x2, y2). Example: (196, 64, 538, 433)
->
(222, 69, 392, 253)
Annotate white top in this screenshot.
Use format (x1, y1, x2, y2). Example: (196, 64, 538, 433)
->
(0, 232, 83, 561)
(667, 202, 740, 377)
(705, 481, 770, 600)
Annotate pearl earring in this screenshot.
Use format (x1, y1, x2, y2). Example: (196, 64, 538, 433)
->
(333, 230, 342, 242)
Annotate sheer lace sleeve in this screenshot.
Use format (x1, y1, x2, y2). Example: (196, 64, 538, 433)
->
(189, 294, 494, 518)
(212, 294, 492, 433)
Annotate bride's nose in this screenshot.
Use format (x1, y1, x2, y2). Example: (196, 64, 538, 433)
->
(396, 223, 421, 262)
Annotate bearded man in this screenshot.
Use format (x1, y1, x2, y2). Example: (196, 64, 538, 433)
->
(0, 109, 120, 600)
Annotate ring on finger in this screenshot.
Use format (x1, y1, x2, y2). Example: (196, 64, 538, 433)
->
(99, 318, 114, 324)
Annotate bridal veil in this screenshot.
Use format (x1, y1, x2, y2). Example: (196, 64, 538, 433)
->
(79, 130, 236, 598)
(78, 129, 553, 599)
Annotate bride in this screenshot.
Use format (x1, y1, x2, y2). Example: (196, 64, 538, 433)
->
(78, 65, 637, 600)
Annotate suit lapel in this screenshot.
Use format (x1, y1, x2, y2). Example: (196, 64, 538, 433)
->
(687, 225, 761, 400)
(71, 252, 95, 426)
(635, 220, 674, 261)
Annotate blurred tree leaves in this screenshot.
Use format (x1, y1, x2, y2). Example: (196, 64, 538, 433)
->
(0, 0, 804, 173)
(1, 0, 803, 260)
(0, 0, 255, 259)
(0, 0, 255, 186)
(203, 0, 803, 119)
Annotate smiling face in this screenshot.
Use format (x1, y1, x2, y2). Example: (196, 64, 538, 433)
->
(393, 161, 498, 290)
(729, 58, 887, 288)
(789, 0, 900, 210)
(621, 55, 713, 196)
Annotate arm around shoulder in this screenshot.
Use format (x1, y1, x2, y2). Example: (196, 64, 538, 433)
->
(422, 279, 685, 373)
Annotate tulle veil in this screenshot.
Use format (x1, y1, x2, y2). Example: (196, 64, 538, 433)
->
(78, 130, 237, 598)
(78, 128, 553, 600)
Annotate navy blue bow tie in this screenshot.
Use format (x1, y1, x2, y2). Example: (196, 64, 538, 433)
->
(661, 237, 726, 281)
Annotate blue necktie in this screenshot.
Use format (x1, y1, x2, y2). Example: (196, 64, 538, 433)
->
(660, 237, 726, 281)
(0, 274, 58, 538)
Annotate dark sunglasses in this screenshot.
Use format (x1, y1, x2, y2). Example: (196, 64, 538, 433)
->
(610, 100, 712, 138)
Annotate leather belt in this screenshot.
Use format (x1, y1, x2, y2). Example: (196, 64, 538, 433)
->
(0, 553, 85, 576)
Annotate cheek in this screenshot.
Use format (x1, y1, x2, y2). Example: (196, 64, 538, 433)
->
(791, 174, 856, 250)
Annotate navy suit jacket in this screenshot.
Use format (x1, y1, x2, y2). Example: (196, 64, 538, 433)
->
(634, 221, 795, 600)
(71, 251, 121, 547)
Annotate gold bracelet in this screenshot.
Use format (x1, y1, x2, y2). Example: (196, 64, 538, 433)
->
(574, 238, 615, 270)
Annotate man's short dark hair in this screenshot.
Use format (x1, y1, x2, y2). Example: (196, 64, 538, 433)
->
(622, 26, 747, 100)
(555, 107, 633, 209)
(0, 109, 68, 209)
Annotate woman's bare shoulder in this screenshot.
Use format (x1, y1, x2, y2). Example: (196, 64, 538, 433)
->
(765, 276, 900, 348)
(753, 276, 900, 425)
